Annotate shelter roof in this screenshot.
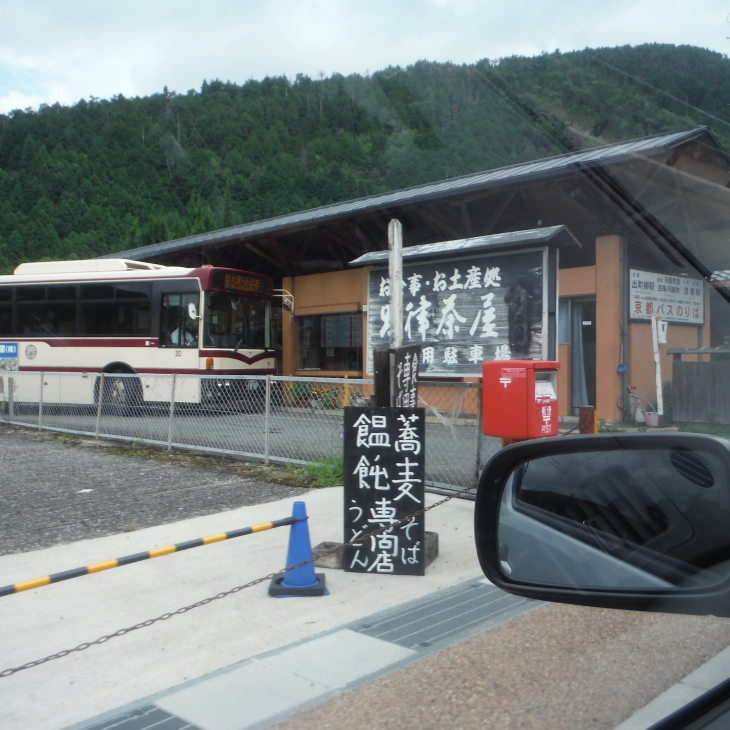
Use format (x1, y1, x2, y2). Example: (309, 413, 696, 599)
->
(108, 127, 713, 263)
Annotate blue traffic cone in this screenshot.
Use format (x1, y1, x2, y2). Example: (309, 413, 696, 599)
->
(268, 501, 327, 597)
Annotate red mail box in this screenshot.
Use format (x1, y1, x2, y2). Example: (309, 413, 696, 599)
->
(482, 360, 560, 440)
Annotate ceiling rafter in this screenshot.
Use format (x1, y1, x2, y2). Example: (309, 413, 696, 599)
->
(417, 206, 462, 240)
(245, 242, 282, 270)
(481, 189, 517, 236)
(327, 242, 349, 266)
(324, 228, 361, 256)
(460, 201, 474, 237)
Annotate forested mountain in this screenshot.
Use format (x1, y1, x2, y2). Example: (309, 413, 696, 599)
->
(0, 43, 728, 273)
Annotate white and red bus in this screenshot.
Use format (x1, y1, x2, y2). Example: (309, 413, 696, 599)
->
(0, 259, 274, 409)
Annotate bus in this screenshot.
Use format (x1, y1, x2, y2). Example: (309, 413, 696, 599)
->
(0, 259, 275, 410)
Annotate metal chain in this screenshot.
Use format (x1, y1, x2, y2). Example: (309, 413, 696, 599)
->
(0, 484, 475, 679)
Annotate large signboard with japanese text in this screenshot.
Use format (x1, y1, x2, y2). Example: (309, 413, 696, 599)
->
(367, 250, 546, 376)
(344, 407, 426, 576)
(629, 269, 704, 324)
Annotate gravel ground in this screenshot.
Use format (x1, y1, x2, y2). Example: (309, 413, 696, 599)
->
(0, 425, 307, 555)
(274, 603, 730, 730)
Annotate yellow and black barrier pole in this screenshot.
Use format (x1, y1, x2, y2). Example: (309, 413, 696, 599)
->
(0, 516, 298, 598)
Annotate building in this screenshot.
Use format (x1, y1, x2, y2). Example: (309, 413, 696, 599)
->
(110, 126, 730, 422)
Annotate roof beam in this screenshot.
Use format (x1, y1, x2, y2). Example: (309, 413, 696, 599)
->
(297, 229, 317, 259)
(460, 201, 474, 237)
(417, 206, 462, 240)
(351, 223, 377, 252)
(327, 242, 349, 266)
(245, 242, 283, 270)
(324, 228, 361, 256)
(481, 189, 517, 235)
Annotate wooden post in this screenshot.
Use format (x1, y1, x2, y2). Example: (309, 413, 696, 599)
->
(388, 219, 403, 407)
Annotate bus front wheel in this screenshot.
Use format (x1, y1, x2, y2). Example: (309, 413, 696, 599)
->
(97, 373, 143, 416)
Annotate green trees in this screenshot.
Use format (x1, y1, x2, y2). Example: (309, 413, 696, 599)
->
(1, 44, 730, 273)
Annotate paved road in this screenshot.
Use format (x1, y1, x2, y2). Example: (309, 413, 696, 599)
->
(0, 425, 305, 555)
(272, 603, 730, 730)
(6, 404, 480, 489)
(2, 426, 729, 730)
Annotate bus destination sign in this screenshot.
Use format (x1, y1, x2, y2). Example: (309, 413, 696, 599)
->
(212, 271, 272, 297)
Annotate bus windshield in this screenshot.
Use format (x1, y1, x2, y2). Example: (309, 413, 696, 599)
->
(203, 292, 270, 350)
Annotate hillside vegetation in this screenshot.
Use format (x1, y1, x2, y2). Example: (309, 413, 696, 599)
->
(0, 43, 728, 273)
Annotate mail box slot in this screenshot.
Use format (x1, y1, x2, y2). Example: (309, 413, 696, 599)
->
(482, 359, 560, 439)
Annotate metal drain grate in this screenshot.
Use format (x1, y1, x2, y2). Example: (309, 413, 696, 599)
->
(80, 704, 199, 730)
(353, 581, 536, 650)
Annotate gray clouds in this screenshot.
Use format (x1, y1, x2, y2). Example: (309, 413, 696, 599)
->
(0, 0, 728, 114)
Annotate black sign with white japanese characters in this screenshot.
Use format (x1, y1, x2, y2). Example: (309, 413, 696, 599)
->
(367, 250, 545, 376)
(394, 345, 420, 408)
(343, 407, 426, 576)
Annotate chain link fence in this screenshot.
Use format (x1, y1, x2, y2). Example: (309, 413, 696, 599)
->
(0, 371, 485, 494)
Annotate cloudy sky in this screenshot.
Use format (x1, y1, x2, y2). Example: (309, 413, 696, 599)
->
(1, 0, 728, 114)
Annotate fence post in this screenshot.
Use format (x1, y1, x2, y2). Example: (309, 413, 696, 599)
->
(38, 372, 44, 431)
(264, 375, 271, 465)
(474, 386, 483, 485)
(8, 376, 14, 419)
(167, 374, 176, 451)
(95, 372, 105, 439)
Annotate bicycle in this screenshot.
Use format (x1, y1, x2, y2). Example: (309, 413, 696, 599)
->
(616, 385, 656, 422)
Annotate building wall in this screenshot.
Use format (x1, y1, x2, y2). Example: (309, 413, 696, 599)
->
(281, 268, 369, 377)
(284, 237, 708, 425)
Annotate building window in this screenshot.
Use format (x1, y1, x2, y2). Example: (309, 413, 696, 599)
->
(298, 312, 362, 371)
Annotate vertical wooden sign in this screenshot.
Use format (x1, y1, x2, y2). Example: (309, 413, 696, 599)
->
(394, 344, 420, 408)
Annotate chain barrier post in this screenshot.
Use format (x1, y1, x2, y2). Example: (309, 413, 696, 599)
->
(8, 376, 13, 419)
(264, 375, 271, 465)
(94, 372, 105, 439)
(37, 372, 43, 431)
(167, 373, 176, 450)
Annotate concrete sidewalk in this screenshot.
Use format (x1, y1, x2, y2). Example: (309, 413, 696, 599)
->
(0, 487, 482, 730)
(70, 577, 536, 730)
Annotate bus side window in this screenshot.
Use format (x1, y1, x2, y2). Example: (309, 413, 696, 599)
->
(161, 293, 199, 348)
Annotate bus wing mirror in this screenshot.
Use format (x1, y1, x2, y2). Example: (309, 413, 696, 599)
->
(474, 433, 730, 617)
(188, 302, 200, 320)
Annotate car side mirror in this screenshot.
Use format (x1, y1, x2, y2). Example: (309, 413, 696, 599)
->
(474, 433, 730, 617)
